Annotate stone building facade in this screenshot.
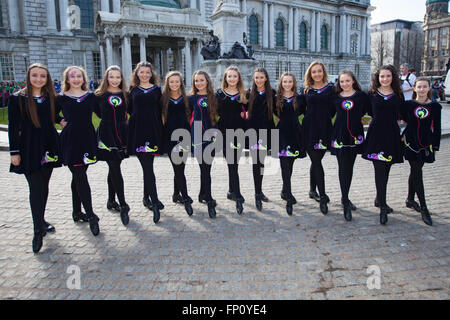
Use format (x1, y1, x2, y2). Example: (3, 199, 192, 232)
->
(422, 0, 450, 77)
(370, 20, 424, 74)
(0, 0, 372, 88)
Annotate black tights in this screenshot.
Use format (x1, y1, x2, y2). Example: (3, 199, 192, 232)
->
(107, 160, 126, 205)
(373, 161, 392, 207)
(280, 157, 296, 195)
(308, 150, 326, 196)
(169, 152, 189, 199)
(224, 148, 242, 197)
(337, 152, 357, 203)
(69, 165, 95, 218)
(137, 154, 159, 202)
(198, 161, 213, 202)
(25, 167, 53, 233)
(407, 160, 426, 207)
(252, 154, 265, 195)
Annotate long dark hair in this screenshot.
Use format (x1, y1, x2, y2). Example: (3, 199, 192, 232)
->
(19, 63, 56, 128)
(161, 71, 190, 124)
(248, 67, 273, 121)
(190, 70, 218, 126)
(369, 64, 402, 98)
(276, 72, 298, 115)
(129, 61, 160, 91)
(335, 69, 362, 94)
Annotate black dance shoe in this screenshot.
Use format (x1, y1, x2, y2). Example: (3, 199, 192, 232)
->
(281, 190, 289, 201)
(286, 203, 293, 216)
(198, 194, 207, 204)
(88, 215, 100, 236)
(259, 193, 269, 202)
(319, 196, 328, 215)
(343, 203, 352, 221)
(380, 207, 389, 225)
(420, 206, 433, 226)
(374, 198, 393, 214)
(172, 193, 184, 204)
(107, 200, 121, 212)
(43, 220, 55, 233)
(207, 200, 217, 219)
(183, 196, 194, 216)
(32, 232, 44, 253)
(227, 191, 237, 201)
(155, 200, 164, 210)
(236, 198, 244, 215)
(72, 211, 89, 223)
(143, 197, 153, 210)
(405, 198, 421, 212)
(255, 198, 262, 211)
(120, 204, 130, 226)
(152, 205, 160, 224)
(342, 199, 357, 211)
(281, 191, 297, 204)
(309, 190, 320, 202)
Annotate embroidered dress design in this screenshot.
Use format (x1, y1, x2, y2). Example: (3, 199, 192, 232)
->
(229, 142, 242, 150)
(36, 96, 46, 104)
(75, 93, 90, 103)
(314, 84, 331, 94)
(171, 97, 183, 105)
(367, 151, 392, 162)
(279, 146, 300, 157)
(314, 139, 327, 150)
(83, 152, 97, 165)
(108, 95, 122, 107)
(139, 86, 157, 94)
(250, 139, 268, 150)
(98, 140, 118, 152)
(341, 99, 354, 111)
(414, 106, 430, 120)
(136, 142, 159, 153)
(40, 151, 58, 165)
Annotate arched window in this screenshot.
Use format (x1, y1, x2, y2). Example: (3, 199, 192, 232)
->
(249, 15, 259, 45)
(320, 25, 328, 50)
(351, 34, 358, 55)
(276, 18, 284, 47)
(74, 0, 94, 29)
(299, 22, 307, 49)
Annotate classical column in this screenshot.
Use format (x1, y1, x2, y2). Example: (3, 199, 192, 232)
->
(121, 35, 132, 83)
(288, 6, 294, 50)
(294, 8, 299, 51)
(196, 40, 203, 71)
(200, 0, 206, 22)
(340, 14, 346, 54)
(366, 17, 371, 58)
(47, 0, 57, 31)
(112, 0, 121, 13)
(311, 11, 316, 52)
(269, 3, 275, 48)
(331, 15, 336, 54)
(8, 0, 20, 32)
(101, 0, 110, 12)
(106, 36, 114, 67)
(99, 44, 106, 75)
(361, 17, 367, 56)
(162, 48, 168, 76)
(190, 0, 196, 8)
(184, 38, 192, 87)
(347, 15, 351, 54)
(59, 0, 70, 32)
(262, 2, 269, 48)
(316, 11, 321, 51)
(243, 0, 248, 34)
(139, 36, 147, 62)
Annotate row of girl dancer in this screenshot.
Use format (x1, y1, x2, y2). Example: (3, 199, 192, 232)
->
(8, 61, 441, 253)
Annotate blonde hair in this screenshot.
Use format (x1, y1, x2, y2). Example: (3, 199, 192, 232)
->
(303, 61, 329, 93)
(62, 66, 89, 92)
(221, 66, 248, 104)
(94, 65, 128, 106)
(276, 72, 298, 116)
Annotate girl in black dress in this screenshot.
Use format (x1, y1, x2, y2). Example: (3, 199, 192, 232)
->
(8, 63, 61, 253)
(58, 66, 100, 236)
(274, 72, 306, 215)
(94, 66, 130, 226)
(246, 67, 275, 211)
(127, 61, 164, 224)
(216, 66, 248, 215)
(400, 77, 441, 226)
(330, 70, 370, 221)
(301, 61, 335, 214)
(362, 65, 404, 225)
(161, 71, 193, 216)
(189, 70, 219, 218)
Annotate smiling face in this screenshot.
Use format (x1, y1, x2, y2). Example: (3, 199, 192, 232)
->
(194, 73, 207, 93)
(311, 64, 325, 84)
(281, 75, 295, 94)
(379, 69, 393, 89)
(339, 73, 354, 93)
(29, 67, 48, 92)
(254, 72, 267, 91)
(226, 70, 239, 88)
(138, 66, 152, 85)
(67, 68, 84, 90)
(168, 75, 181, 93)
(107, 70, 122, 89)
(414, 80, 431, 100)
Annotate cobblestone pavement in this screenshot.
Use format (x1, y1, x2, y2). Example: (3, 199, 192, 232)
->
(0, 139, 449, 300)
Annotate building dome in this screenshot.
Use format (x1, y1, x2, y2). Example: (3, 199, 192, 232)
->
(139, 0, 181, 9)
(426, 0, 449, 4)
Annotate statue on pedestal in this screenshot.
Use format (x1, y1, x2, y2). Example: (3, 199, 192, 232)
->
(201, 30, 221, 60)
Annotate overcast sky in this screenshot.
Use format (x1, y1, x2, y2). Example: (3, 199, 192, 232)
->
(370, 0, 427, 25)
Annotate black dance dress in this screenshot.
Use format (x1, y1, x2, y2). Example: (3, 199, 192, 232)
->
(246, 89, 276, 150)
(164, 96, 191, 155)
(8, 93, 61, 174)
(400, 100, 441, 163)
(57, 92, 98, 166)
(330, 91, 370, 156)
(362, 92, 404, 164)
(301, 84, 335, 151)
(275, 95, 306, 158)
(95, 92, 129, 161)
(127, 86, 163, 156)
(188, 94, 217, 154)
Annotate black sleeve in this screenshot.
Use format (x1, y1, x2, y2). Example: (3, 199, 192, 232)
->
(94, 95, 102, 118)
(398, 100, 409, 122)
(298, 92, 306, 115)
(7, 95, 21, 155)
(329, 93, 336, 119)
(432, 103, 442, 151)
(54, 94, 64, 123)
(127, 89, 134, 115)
(367, 95, 374, 117)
